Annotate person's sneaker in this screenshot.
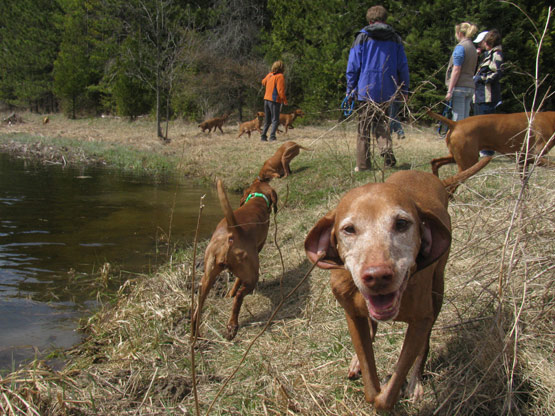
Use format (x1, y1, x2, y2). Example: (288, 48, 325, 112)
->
(397, 132, 406, 140)
(260, 137, 268, 142)
(269, 137, 276, 141)
(480, 150, 494, 157)
(354, 166, 369, 172)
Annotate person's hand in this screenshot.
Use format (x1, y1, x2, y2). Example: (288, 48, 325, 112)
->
(445, 91, 453, 101)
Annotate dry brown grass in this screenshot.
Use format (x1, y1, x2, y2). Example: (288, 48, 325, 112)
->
(0, 112, 553, 415)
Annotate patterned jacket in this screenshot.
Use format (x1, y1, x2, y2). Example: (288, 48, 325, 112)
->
(346, 23, 409, 102)
(473, 46, 503, 104)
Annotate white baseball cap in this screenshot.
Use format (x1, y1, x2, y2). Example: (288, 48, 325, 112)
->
(474, 31, 488, 43)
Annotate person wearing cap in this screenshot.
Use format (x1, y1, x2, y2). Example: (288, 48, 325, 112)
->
(445, 22, 479, 121)
(473, 29, 504, 156)
(474, 30, 488, 54)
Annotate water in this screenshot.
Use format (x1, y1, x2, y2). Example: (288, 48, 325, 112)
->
(0, 152, 233, 371)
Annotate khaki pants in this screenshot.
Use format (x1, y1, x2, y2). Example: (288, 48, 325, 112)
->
(356, 101, 395, 170)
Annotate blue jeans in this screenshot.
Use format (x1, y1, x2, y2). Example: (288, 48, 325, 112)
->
(261, 100, 281, 141)
(451, 87, 474, 121)
(388, 100, 404, 135)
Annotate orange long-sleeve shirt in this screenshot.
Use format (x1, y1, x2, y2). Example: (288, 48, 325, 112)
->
(262, 72, 287, 105)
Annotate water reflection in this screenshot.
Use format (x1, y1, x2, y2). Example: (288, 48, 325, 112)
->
(0, 152, 233, 370)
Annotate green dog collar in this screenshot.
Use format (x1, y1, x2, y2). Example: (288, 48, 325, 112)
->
(244, 192, 270, 207)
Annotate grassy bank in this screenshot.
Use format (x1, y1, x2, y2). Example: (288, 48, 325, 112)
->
(1, 112, 553, 415)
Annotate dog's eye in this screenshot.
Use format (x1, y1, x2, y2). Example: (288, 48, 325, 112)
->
(394, 218, 411, 232)
(342, 225, 356, 235)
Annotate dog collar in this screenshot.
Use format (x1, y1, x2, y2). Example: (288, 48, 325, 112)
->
(244, 192, 270, 207)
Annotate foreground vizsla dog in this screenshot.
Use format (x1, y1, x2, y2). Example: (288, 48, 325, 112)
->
(428, 110, 555, 176)
(192, 178, 277, 340)
(237, 112, 265, 138)
(305, 170, 468, 411)
(258, 141, 311, 181)
(279, 109, 305, 133)
(198, 113, 230, 133)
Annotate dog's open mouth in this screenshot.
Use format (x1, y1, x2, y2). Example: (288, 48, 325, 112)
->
(364, 273, 410, 321)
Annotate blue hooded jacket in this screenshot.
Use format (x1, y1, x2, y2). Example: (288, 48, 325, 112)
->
(346, 23, 410, 102)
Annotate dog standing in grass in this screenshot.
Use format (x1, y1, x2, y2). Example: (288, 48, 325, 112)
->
(198, 113, 230, 133)
(192, 179, 277, 340)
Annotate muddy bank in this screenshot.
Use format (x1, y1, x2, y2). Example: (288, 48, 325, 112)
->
(0, 138, 106, 166)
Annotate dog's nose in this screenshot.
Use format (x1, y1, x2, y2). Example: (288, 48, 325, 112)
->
(361, 265, 394, 288)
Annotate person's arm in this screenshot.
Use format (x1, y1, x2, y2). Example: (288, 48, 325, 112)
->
(445, 66, 461, 100)
(276, 74, 288, 105)
(445, 45, 464, 100)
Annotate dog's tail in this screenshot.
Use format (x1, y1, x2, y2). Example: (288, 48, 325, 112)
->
(427, 110, 456, 130)
(441, 156, 493, 197)
(216, 179, 238, 227)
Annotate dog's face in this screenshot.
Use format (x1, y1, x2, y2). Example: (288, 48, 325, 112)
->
(295, 109, 305, 117)
(305, 183, 450, 322)
(256, 112, 265, 118)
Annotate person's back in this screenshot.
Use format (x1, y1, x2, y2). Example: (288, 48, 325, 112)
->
(346, 23, 409, 102)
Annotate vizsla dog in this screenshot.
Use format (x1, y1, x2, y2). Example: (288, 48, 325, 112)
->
(192, 178, 277, 340)
(279, 109, 305, 133)
(258, 141, 311, 181)
(237, 112, 265, 138)
(198, 113, 230, 133)
(305, 168, 487, 411)
(428, 110, 555, 177)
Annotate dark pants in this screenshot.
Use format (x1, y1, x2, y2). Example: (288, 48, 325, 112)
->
(357, 101, 395, 169)
(261, 100, 281, 141)
(474, 102, 496, 115)
(475, 102, 496, 156)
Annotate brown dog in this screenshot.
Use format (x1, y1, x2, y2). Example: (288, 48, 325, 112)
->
(237, 112, 265, 138)
(258, 141, 311, 181)
(198, 113, 230, 133)
(428, 110, 555, 176)
(304, 169, 485, 411)
(278, 109, 305, 133)
(192, 178, 277, 340)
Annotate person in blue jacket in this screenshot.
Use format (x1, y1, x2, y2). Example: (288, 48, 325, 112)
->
(346, 5, 410, 170)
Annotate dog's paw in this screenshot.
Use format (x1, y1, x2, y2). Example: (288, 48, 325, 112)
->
(226, 324, 238, 340)
(347, 354, 361, 380)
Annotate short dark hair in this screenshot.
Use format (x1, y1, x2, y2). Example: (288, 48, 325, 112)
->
(484, 29, 502, 48)
(366, 5, 388, 23)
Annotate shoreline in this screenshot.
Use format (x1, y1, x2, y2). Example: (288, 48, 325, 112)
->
(1, 113, 553, 415)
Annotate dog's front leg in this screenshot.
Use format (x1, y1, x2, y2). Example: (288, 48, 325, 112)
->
(374, 319, 433, 411)
(344, 313, 381, 403)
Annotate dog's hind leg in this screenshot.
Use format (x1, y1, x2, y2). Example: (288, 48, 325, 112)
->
(431, 155, 456, 176)
(191, 258, 224, 337)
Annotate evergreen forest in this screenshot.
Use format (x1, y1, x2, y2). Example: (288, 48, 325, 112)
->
(0, 1, 553, 131)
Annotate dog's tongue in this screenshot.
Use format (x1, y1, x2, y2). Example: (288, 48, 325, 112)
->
(365, 292, 397, 320)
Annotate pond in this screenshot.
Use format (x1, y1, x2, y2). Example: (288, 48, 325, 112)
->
(0, 152, 234, 371)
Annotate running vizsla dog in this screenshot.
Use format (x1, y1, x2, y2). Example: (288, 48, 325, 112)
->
(237, 112, 265, 138)
(198, 113, 230, 133)
(258, 141, 311, 181)
(304, 167, 488, 411)
(428, 110, 555, 176)
(192, 178, 277, 340)
(279, 109, 305, 133)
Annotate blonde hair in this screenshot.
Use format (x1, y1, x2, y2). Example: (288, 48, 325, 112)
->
(271, 60, 284, 74)
(455, 22, 478, 39)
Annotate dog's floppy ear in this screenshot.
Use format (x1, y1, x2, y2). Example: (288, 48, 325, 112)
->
(416, 209, 451, 271)
(304, 210, 344, 269)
